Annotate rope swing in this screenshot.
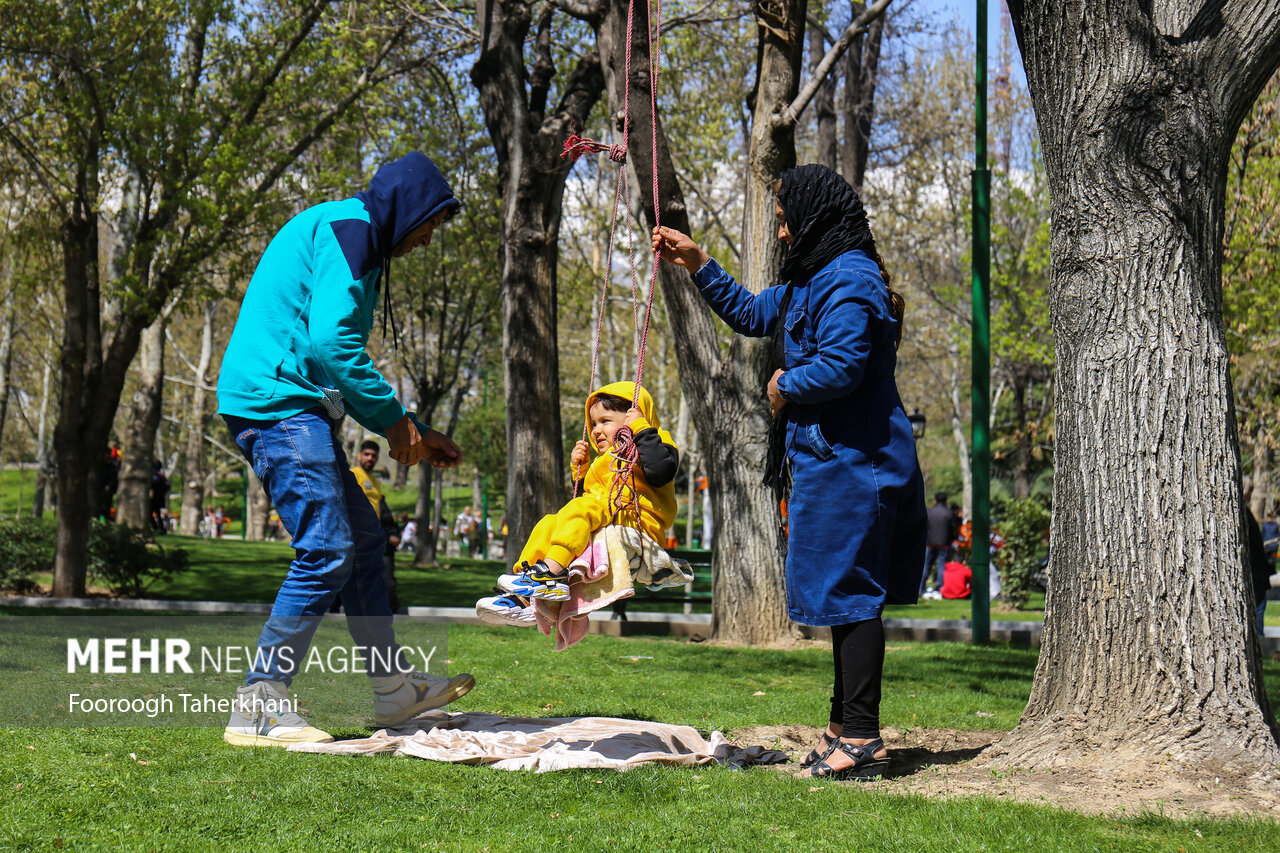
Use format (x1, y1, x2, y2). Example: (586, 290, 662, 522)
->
(561, 0, 664, 521)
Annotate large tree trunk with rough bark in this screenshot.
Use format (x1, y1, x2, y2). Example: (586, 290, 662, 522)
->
(245, 468, 270, 541)
(472, 0, 605, 550)
(117, 317, 166, 530)
(840, 1, 883, 190)
(992, 0, 1280, 775)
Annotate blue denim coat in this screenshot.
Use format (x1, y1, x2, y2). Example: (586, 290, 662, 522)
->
(694, 251, 926, 626)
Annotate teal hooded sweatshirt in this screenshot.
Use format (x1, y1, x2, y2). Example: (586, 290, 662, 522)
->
(217, 152, 460, 435)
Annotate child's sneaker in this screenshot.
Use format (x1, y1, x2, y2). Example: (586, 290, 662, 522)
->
(529, 577, 570, 600)
(496, 571, 542, 596)
(500, 560, 570, 601)
(476, 594, 537, 627)
(370, 671, 476, 726)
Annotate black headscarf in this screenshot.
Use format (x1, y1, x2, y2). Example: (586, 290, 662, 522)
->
(777, 165, 877, 284)
(764, 166, 880, 549)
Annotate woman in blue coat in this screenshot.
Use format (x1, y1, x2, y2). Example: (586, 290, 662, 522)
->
(653, 164, 926, 780)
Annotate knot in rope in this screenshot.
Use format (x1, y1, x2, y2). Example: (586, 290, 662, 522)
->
(607, 426, 642, 521)
(562, 134, 626, 164)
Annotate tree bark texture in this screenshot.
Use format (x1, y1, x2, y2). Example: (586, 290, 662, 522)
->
(117, 317, 166, 530)
(53, 205, 101, 597)
(472, 0, 606, 550)
(180, 303, 217, 537)
(997, 0, 1280, 773)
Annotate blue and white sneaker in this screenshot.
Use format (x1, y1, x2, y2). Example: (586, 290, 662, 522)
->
(496, 571, 542, 597)
(476, 594, 537, 627)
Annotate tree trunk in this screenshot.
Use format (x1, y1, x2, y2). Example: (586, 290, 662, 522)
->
(949, 349, 973, 520)
(0, 301, 14, 448)
(590, 0, 804, 644)
(414, 461, 440, 565)
(180, 302, 217, 536)
(245, 467, 270, 540)
(840, 1, 883, 189)
(1009, 370, 1031, 499)
(1249, 427, 1269, 520)
(808, 21, 838, 170)
(994, 0, 1280, 774)
(117, 316, 166, 529)
(472, 0, 605, 550)
(52, 205, 101, 597)
(32, 355, 55, 518)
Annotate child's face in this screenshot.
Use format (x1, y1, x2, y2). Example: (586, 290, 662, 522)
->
(588, 402, 628, 452)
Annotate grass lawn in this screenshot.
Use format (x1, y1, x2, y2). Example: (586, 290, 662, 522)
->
(3, 615, 1278, 851)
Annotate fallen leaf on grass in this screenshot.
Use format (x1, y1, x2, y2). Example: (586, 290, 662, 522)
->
(809, 786, 825, 792)
(975, 711, 995, 718)
(26, 746, 34, 750)
(13, 784, 22, 791)
(753, 691, 766, 696)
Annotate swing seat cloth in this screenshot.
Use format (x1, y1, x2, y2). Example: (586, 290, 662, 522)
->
(532, 524, 694, 651)
(694, 251, 927, 627)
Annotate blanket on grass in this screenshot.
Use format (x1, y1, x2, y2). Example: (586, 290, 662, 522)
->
(288, 710, 787, 772)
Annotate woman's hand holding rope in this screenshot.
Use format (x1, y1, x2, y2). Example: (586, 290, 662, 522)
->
(651, 226, 709, 271)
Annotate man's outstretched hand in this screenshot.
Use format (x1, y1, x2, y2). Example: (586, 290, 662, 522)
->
(388, 415, 462, 469)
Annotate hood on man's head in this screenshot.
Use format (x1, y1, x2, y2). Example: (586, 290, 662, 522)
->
(356, 152, 461, 257)
(585, 381, 659, 432)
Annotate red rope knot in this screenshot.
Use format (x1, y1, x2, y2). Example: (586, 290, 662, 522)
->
(562, 134, 626, 164)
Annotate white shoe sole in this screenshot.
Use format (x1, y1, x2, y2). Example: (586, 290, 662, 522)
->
(223, 726, 334, 748)
(374, 673, 476, 726)
(476, 605, 537, 628)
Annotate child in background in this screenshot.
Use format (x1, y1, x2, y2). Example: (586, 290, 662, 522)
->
(477, 381, 679, 625)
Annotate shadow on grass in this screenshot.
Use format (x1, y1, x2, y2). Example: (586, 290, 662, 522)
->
(883, 742, 993, 780)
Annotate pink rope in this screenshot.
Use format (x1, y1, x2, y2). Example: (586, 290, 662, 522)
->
(564, 0, 664, 525)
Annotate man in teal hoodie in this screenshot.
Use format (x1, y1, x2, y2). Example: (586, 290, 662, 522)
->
(217, 152, 474, 747)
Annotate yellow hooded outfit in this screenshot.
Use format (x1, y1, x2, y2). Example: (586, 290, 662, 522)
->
(515, 381, 679, 570)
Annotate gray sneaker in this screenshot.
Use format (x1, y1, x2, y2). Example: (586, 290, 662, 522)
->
(223, 681, 333, 747)
(370, 671, 476, 726)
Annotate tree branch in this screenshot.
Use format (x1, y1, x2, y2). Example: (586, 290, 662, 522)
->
(1196, 0, 1280, 129)
(550, 0, 606, 25)
(777, 0, 892, 129)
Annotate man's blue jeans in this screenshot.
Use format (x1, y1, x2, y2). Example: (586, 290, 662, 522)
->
(224, 411, 399, 686)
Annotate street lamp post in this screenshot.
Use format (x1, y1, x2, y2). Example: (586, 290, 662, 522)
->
(908, 408, 927, 441)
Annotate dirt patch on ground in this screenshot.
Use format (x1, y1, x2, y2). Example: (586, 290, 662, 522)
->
(733, 724, 1280, 819)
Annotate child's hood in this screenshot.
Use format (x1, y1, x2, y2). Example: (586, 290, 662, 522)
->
(586, 381, 660, 432)
(355, 151, 460, 259)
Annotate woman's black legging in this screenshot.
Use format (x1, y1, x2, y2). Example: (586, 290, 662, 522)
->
(828, 617, 885, 739)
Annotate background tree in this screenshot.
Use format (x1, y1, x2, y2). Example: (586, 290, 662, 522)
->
(997, 0, 1280, 774)
(0, 0, 448, 594)
(471, 0, 606, 549)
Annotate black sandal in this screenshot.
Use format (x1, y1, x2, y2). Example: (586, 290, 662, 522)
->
(806, 737, 888, 781)
(799, 732, 837, 768)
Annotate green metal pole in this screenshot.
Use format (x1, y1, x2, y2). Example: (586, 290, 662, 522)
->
(480, 369, 489, 559)
(971, 0, 992, 643)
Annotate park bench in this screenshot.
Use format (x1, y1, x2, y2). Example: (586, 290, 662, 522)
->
(611, 547, 713, 618)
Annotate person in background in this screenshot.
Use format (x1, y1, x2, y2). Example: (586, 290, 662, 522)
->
(349, 439, 403, 612)
(922, 491, 956, 597)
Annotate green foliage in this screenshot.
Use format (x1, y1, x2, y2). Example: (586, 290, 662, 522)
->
(0, 518, 189, 596)
(1224, 72, 1280, 481)
(0, 519, 52, 593)
(86, 523, 190, 598)
(993, 496, 1050, 610)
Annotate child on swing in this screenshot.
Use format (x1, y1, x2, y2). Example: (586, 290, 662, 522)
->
(476, 380, 679, 626)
